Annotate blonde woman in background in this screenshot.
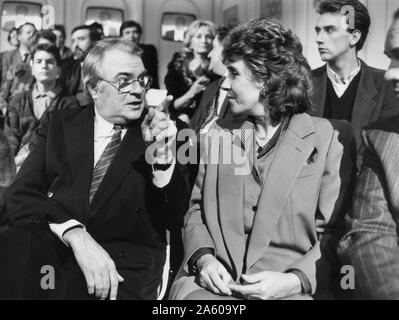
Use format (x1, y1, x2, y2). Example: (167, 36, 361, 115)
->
(165, 20, 216, 123)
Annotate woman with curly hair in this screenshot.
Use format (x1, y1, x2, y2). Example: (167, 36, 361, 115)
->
(170, 19, 356, 300)
(164, 20, 216, 123)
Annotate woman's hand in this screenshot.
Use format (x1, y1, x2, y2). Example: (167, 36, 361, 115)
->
(229, 271, 302, 300)
(197, 254, 233, 296)
(188, 76, 209, 98)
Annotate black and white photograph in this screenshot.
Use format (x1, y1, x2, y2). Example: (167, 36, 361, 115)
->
(0, 0, 398, 304)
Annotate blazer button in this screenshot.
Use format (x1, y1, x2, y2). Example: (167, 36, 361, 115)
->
(252, 206, 258, 212)
(47, 192, 54, 198)
(120, 251, 128, 258)
(136, 208, 143, 215)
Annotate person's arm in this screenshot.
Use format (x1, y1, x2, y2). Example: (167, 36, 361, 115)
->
(182, 151, 217, 273)
(172, 76, 208, 111)
(6, 111, 78, 225)
(284, 120, 357, 295)
(3, 96, 22, 156)
(338, 130, 399, 299)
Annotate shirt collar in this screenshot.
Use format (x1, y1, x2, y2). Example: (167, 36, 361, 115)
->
(327, 60, 361, 85)
(94, 108, 115, 139)
(32, 86, 61, 99)
(19, 48, 30, 58)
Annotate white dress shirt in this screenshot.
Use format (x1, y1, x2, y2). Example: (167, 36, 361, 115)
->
(326, 61, 361, 98)
(50, 110, 175, 245)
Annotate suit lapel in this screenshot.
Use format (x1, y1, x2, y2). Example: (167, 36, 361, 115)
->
(311, 66, 327, 117)
(217, 137, 246, 278)
(216, 116, 249, 278)
(88, 124, 145, 218)
(63, 106, 94, 218)
(351, 61, 377, 148)
(246, 114, 316, 269)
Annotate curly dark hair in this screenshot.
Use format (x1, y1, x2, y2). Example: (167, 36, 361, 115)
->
(223, 19, 313, 122)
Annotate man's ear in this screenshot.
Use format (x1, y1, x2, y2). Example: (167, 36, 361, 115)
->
(350, 29, 362, 47)
(87, 81, 98, 100)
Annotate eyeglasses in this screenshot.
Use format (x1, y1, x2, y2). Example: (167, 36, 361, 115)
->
(100, 74, 153, 93)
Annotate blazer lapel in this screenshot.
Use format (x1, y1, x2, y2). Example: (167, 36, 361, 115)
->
(216, 117, 249, 278)
(63, 106, 94, 218)
(351, 61, 377, 148)
(246, 114, 317, 270)
(311, 66, 327, 117)
(88, 124, 145, 218)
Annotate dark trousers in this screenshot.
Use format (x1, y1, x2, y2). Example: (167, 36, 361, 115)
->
(0, 223, 165, 300)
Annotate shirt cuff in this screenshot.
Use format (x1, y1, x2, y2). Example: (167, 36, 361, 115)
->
(152, 163, 175, 188)
(286, 269, 312, 295)
(188, 248, 215, 275)
(49, 219, 85, 247)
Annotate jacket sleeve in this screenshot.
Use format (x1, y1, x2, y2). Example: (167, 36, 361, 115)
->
(4, 95, 23, 156)
(286, 120, 357, 296)
(6, 111, 77, 225)
(181, 131, 217, 273)
(338, 129, 399, 299)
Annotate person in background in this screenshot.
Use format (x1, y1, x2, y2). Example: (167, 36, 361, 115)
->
(0, 131, 15, 227)
(338, 10, 399, 300)
(52, 25, 73, 61)
(310, 0, 399, 167)
(60, 25, 100, 107)
(7, 28, 20, 49)
(164, 20, 216, 123)
(36, 29, 57, 45)
(190, 22, 238, 133)
(170, 19, 356, 300)
(4, 44, 79, 169)
(1, 23, 37, 113)
(90, 22, 105, 40)
(120, 20, 159, 89)
(0, 28, 20, 128)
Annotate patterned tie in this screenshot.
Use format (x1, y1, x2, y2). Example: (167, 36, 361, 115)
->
(89, 125, 123, 204)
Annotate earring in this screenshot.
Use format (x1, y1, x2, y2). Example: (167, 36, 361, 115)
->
(260, 86, 268, 98)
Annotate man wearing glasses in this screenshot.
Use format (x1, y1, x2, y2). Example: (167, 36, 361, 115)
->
(0, 39, 190, 300)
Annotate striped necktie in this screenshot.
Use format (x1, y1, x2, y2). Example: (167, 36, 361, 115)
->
(89, 125, 123, 204)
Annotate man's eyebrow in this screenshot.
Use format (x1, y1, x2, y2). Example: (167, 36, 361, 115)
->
(115, 70, 148, 78)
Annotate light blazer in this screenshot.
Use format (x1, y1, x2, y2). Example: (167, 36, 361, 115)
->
(310, 60, 399, 151)
(338, 114, 399, 299)
(170, 113, 356, 300)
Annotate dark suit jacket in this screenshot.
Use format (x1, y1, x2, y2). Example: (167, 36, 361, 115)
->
(338, 114, 399, 299)
(60, 58, 81, 97)
(310, 60, 399, 151)
(6, 105, 190, 255)
(140, 44, 159, 89)
(189, 77, 230, 133)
